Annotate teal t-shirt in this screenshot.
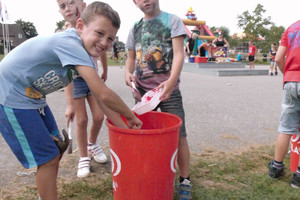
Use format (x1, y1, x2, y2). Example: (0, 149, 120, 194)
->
(0, 28, 95, 109)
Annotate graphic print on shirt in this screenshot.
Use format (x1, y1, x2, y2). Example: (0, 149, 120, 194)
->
(288, 23, 300, 51)
(27, 68, 78, 99)
(134, 18, 173, 80)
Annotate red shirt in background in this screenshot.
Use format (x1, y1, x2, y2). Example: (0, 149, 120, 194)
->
(248, 45, 257, 56)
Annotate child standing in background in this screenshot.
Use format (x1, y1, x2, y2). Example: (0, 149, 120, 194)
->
(248, 40, 257, 69)
(269, 43, 278, 76)
(57, 0, 109, 178)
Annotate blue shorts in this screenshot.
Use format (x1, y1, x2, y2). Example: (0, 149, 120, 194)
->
(139, 89, 187, 138)
(73, 77, 92, 99)
(0, 105, 60, 169)
(278, 82, 300, 134)
(270, 61, 275, 66)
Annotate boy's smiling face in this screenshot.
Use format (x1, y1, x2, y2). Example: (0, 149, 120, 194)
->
(76, 15, 118, 58)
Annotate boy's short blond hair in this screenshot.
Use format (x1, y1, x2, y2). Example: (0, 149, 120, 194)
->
(81, 1, 120, 29)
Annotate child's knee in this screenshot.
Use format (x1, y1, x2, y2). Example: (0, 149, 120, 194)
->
(93, 115, 104, 124)
(40, 154, 60, 168)
(77, 117, 88, 127)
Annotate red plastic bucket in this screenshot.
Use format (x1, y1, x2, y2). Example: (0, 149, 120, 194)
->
(290, 134, 300, 172)
(106, 111, 182, 200)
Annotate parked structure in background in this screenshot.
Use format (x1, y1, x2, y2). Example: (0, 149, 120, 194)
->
(1, 1, 27, 55)
(0, 23, 27, 54)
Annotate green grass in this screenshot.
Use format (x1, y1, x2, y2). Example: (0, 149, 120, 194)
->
(5, 145, 300, 200)
(106, 52, 127, 67)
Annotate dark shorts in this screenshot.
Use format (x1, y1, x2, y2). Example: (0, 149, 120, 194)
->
(249, 55, 255, 62)
(114, 51, 119, 58)
(73, 77, 92, 99)
(0, 105, 60, 169)
(200, 47, 206, 57)
(138, 89, 187, 138)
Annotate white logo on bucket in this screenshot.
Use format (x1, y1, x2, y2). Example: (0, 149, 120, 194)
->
(110, 149, 121, 176)
(291, 134, 300, 143)
(170, 149, 178, 173)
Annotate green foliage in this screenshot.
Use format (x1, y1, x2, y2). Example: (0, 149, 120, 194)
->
(237, 4, 273, 42)
(56, 20, 66, 32)
(235, 4, 285, 53)
(15, 19, 38, 39)
(210, 26, 230, 38)
(261, 25, 285, 51)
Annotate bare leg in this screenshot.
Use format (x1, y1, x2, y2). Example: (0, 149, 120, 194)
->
(270, 65, 274, 74)
(86, 95, 104, 144)
(74, 97, 89, 157)
(36, 155, 60, 200)
(274, 133, 292, 162)
(177, 137, 190, 178)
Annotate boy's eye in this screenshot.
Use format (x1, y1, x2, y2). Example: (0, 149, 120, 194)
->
(59, 4, 66, 9)
(68, 0, 75, 6)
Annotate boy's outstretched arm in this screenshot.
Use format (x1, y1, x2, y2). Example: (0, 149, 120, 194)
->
(76, 65, 142, 129)
(125, 49, 136, 87)
(158, 35, 184, 101)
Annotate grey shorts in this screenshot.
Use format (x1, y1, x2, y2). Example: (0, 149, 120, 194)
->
(73, 77, 92, 99)
(138, 89, 187, 138)
(278, 82, 300, 134)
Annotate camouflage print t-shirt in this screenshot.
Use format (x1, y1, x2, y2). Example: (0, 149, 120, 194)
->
(126, 11, 186, 91)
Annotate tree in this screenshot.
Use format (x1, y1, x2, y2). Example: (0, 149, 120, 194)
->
(15, 19, 38, 39)
(237, 4, 272, 42)
(262, 25, 285, 51)
(210, 26, 230, 38)
(237, 4, 285, 52)
(56, 20, 66, 32)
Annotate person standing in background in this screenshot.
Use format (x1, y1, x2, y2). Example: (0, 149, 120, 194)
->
(186, 32, 198, 56)
(248, 40, 257, 69)
(269, 43, 278, 76)
(57, 0, 109, 178)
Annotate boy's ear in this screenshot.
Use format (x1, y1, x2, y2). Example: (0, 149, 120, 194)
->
(133, 0, 137, 5)
(76, 18, 84, 31)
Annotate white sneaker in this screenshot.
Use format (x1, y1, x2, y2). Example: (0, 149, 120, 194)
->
(77, 157, 91, 178)
(88, 143, 108, 163)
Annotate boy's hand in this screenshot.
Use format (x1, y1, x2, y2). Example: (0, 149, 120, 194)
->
(157, 80, 175, 101)
(126, 115, 143, 129)
(125, 71, 136, 87)
(101, 72, 107, 82)
(65, 106, 75, 127)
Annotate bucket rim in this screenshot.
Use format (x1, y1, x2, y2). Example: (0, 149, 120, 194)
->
(106, 111, 182, 135)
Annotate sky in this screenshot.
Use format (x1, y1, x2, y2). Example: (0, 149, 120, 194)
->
(2, 0, 300, 42)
